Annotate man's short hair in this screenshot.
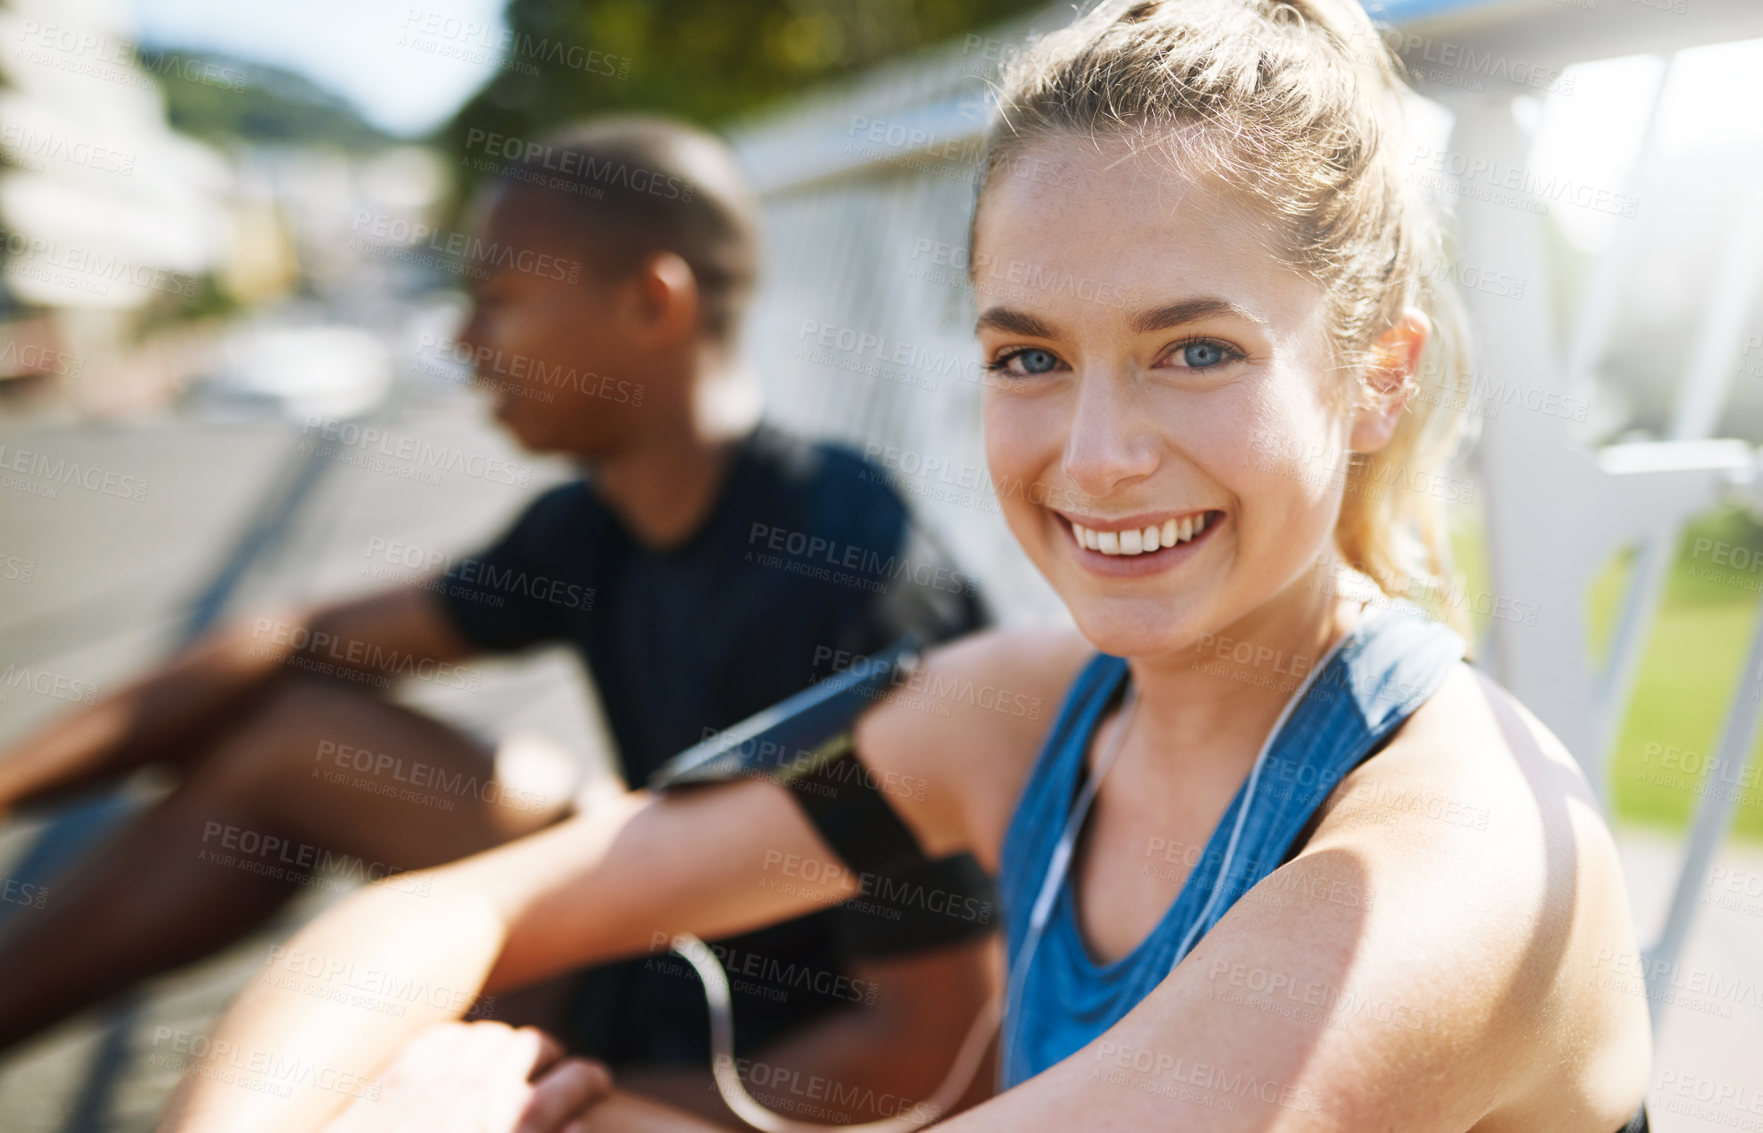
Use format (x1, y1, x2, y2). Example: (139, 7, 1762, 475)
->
(495, 115, 761, 343)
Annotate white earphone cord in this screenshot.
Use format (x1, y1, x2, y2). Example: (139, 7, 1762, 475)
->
(999, 678, 1140, 1088)
(670, 933, 1000, 1133)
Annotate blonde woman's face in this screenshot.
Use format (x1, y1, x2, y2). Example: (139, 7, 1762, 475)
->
(972, 133, 1356, 656)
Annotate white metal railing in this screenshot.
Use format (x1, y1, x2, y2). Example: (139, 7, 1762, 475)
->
(1416, 1, 1763, 1025)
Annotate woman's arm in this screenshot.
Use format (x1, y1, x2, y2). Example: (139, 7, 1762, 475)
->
(575, 1090, 731, 1133)
(930, 836, 1524, 1131)
(306, 763, 1533, 1133)
(316, 1020, 614, 1133)
(156, 625, 1073, 1133)
(156, 777, 869, 1132)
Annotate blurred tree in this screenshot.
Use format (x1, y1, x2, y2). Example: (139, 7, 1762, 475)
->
(443, 0, 1042, 202)
(147, 50, 393, 151)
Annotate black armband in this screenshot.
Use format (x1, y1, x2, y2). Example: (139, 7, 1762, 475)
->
(834, 850, 997, 957)
(647, 632, 935, 880)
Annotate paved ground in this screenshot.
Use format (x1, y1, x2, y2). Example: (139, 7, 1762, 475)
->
(0, 385, 612, 1133)
(1618, 831, 1763, 1132)
(0, 388, 1757, 1131)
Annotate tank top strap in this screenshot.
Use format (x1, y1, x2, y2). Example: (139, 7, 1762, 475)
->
(997, 647, 1131, 954)
(1183, 601, 1468, 948)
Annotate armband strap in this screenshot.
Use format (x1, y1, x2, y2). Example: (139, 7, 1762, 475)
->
(647, 631, 935, 879)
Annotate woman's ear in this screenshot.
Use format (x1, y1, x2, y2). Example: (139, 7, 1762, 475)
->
(1348, 307, 1430, 454)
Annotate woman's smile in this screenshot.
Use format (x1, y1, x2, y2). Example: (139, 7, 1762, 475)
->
(1052, 507, 1227, 577)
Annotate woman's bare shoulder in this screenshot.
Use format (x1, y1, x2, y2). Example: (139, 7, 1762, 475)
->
(1320, 662, 1635, 940)
(1371, 662, 1613, 854)
(853, 623, 1097, 865)
(1300, 661, 1652, 1121)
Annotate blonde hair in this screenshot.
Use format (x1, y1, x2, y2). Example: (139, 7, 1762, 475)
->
(970, 0, 1477, 639)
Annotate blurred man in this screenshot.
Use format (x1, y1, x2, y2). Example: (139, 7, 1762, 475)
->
(0, 116, 997, 1125)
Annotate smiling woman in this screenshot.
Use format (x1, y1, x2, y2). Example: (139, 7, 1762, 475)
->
(157, 2, 1655, 1132)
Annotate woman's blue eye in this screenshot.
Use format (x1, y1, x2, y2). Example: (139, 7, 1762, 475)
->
(989, 348, 1061, 376)
(1176, 341, 1232, 368)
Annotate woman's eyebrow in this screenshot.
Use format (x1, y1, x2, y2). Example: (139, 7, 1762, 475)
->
(975, 298, 1268, 338)
(1129, 297, 1268, 333)
(973, 306, 1057, 338)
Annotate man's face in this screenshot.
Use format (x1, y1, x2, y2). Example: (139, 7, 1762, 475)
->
(453, 184, 651, 458)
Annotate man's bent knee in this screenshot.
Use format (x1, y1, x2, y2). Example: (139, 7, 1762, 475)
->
(188, 679, 491, 808)
(484, 731, 582, 834)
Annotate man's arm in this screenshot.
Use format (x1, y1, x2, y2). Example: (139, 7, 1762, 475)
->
(0, 584, 474, 814)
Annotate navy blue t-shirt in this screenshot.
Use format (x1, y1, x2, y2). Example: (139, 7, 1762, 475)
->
(435, 421, 997, 1064)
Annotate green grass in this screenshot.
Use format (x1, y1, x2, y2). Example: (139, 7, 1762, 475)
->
(1445, 506, 1763, 839)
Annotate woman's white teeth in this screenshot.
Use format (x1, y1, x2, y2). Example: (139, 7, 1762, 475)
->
(1071, 512, 1213, 556)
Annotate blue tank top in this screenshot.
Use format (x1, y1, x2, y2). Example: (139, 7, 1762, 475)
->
(996, 601, 1468, 1088)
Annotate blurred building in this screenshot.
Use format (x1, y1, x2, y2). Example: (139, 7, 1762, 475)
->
(0, 0, 234, 412)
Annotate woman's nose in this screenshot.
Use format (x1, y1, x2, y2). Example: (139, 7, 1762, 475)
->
(1061, 369, 1160, 497)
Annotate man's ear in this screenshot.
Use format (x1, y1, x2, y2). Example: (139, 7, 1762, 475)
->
(631, 251, 701, 347)
(1348, 307, 1430, 454)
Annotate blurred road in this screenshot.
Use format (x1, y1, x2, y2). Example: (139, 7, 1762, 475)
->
(0, 376, 614, 1133)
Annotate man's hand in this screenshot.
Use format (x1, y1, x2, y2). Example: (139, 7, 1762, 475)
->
(321, 1021, 613, 1133)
